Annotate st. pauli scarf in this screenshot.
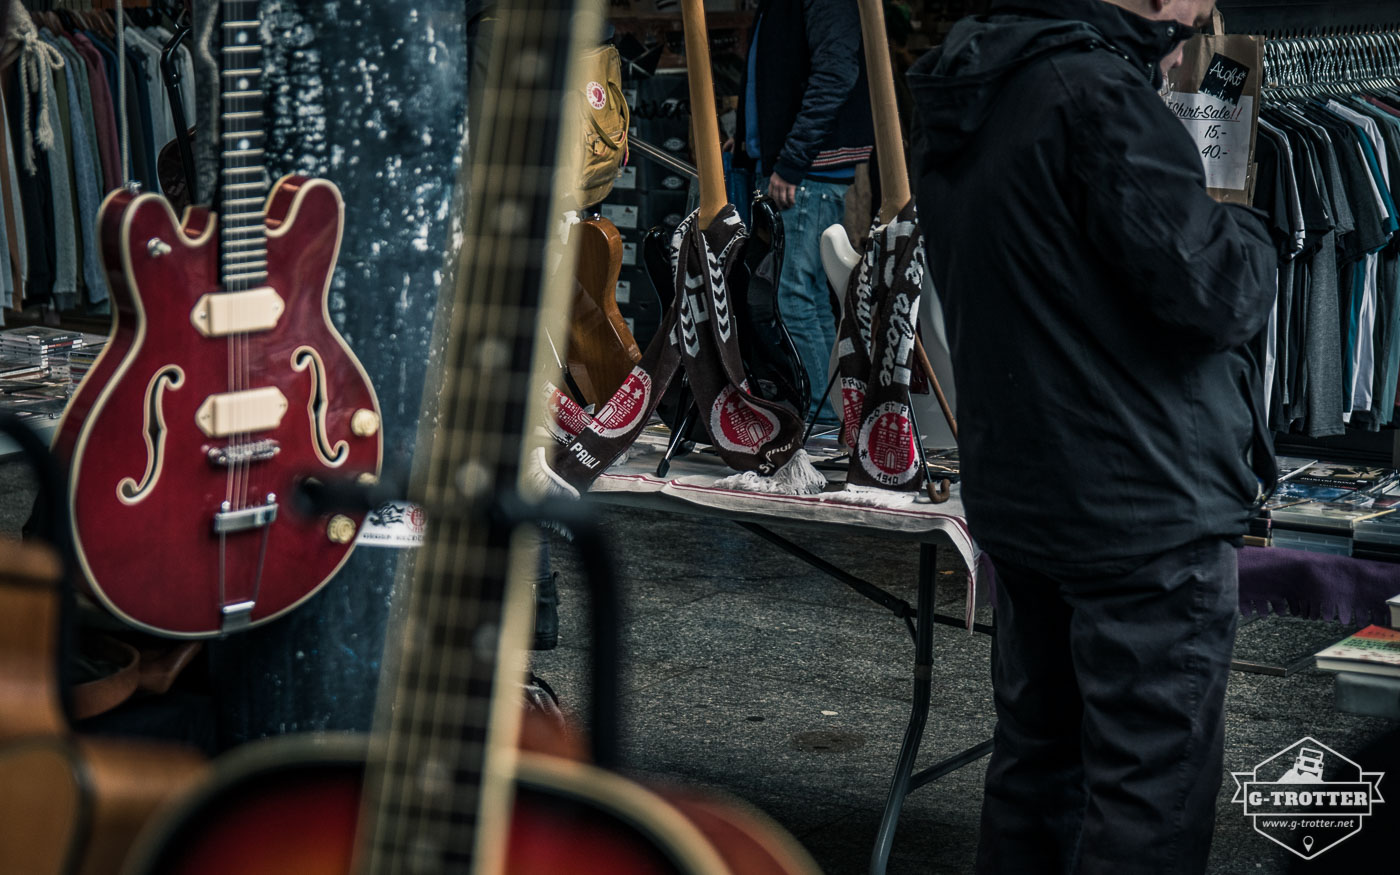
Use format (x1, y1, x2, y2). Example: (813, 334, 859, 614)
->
(828, 202, 926, 506)
(540, 205, 820, 495)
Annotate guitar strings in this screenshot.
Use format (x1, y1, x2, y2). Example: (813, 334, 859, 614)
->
(381, 1, 543, 863)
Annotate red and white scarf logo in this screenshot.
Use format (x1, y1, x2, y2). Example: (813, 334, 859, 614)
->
(592, 371, 652, 439)
(859, 402, 919, 486)
(710, 385, 779, 454)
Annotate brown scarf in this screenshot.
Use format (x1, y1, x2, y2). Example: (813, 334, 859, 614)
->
(836, 202, 925, 495)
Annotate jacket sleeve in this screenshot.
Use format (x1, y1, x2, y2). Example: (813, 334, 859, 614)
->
(1067, 63, 1278, 352)
(772, 0, 864, 184)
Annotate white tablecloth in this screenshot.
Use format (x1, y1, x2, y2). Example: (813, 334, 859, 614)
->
(589, 431, 986, 626)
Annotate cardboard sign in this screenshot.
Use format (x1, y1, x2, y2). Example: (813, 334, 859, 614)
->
(1166, 21, 1263, 205)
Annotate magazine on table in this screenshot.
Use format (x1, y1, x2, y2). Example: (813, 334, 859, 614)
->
(1292, 463, 1398, 492)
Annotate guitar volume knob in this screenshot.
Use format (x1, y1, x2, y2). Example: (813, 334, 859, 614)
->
(327, 515, 356, 545)
(351, 409, 380, 437)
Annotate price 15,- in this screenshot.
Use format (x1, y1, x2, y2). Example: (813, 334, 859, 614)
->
(1201, 124, 1229, 160)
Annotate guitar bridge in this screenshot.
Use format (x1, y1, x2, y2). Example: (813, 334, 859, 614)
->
(207, 439, 281, 467)
(213, 501, 279, 534)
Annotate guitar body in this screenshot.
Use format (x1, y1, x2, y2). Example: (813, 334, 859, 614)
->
(566, 216, 641, 406)
(53, 177, 383, 637)
(0, 736, 206, 875)
(736, 195, 808, 418)
(0, 538, 206, 875)
(128, 736, 820, 875)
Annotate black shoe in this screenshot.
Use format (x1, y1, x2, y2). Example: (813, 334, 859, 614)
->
(531, 571, 559, 651)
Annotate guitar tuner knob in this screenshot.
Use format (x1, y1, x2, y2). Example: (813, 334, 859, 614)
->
(147, 238, 173, 258)
(351, 409, 381, 437)
(327, 515, 356, 544)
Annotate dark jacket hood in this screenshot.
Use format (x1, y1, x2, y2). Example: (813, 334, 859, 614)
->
(908, 0, 1189, 158)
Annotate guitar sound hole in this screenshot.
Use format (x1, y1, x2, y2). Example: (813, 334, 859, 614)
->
(118, 366, 184, 502)
(292, 347, 349, 467)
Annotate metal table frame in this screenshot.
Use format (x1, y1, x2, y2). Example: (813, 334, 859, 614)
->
(736, 523, 993, 875)
(591, 488, 992, 875)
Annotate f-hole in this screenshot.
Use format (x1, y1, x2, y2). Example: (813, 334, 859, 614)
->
(292, 346, 348, 467)
(118, 366, 185, 503)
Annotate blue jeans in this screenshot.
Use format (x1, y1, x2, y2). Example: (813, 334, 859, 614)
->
(776, 180, 847, 424)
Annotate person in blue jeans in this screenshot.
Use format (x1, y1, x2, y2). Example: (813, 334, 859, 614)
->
(731, 0, 874, 425)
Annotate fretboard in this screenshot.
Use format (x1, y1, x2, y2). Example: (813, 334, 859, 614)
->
(219, 0, 268, 291)
(358, 0, 594, 871)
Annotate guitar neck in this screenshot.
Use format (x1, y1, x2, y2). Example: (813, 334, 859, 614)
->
(680, 0, 727, 229)
(856, 0, 910, 223)
(219, 0, 269, 291)
(358, 0, 597, 871)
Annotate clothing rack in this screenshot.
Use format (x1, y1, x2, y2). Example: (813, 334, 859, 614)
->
(1248, 19, 1400, 464)
(1264, 28, 1400, 93)
(1218, 1, 1400, 36)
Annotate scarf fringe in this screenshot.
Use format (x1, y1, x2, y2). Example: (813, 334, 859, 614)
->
(526, 447, 580, 501)
(711, 450, 826, 495)
(818, 483, 919, 508)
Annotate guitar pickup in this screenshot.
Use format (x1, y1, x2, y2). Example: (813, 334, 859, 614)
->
(213, 501, 279, 534)
(191, 287, 285, 337)
(196, 387, 289, 437)
(207, 439, 281, 467)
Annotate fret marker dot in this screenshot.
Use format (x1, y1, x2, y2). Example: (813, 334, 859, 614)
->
(408, 837, 440, 874)
(236, 32, 249, 44)
(239, 139, 251, 151)
(456, 461, 491, 499)
(418, 758, 451, 798)
(496, 200, 528, 235)
(476, 339, 508, 370)
(512, 50, 548, 85)
(238, 78, 249, 89)
(474, 624, 499, 662)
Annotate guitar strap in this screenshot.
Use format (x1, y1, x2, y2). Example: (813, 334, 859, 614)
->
(835, 202, 926, 497)
(546, 204, 805, 490)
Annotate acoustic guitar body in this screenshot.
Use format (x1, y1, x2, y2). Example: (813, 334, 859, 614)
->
(0, 538, 206, 875)
(0, 736, 206, 875)
(566, 216, 641, 406)
(129, 736, 820, 875)
(53, 177, 383, 638)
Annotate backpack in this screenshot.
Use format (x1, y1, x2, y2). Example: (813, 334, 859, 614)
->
(571, 45, 629, 209)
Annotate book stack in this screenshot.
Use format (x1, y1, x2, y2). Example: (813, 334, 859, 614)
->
(1315, 625, 1400, 678)
(0, 327, 84, 379)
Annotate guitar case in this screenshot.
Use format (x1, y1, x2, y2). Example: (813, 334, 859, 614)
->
(649, 194, 809, 468)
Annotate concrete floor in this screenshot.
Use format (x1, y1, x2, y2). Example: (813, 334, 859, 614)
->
(533, 504, 1400, 874)
(2, 458, 1396, 873)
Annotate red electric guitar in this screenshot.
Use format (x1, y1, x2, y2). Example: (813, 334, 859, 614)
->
(120, 1, 822, 872)
(53, 0, 383, 638)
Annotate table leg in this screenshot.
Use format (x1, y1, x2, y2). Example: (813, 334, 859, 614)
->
(869, 542, 937, 875)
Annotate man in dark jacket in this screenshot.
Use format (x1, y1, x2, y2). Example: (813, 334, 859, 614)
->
(733, 0, 874, 423)
(909, 0, 1276, 871)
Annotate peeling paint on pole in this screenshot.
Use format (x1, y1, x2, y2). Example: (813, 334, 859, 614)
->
(207, 0, 467, 746)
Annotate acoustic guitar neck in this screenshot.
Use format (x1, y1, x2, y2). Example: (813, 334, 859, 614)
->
(681, 0, 729, 229)
(857, 0, 911, 223)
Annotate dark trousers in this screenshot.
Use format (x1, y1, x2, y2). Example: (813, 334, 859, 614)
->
(976, 538, 1239, 875)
